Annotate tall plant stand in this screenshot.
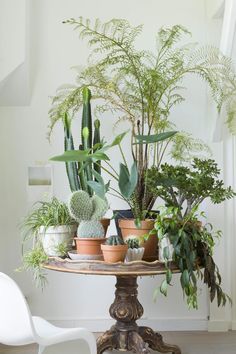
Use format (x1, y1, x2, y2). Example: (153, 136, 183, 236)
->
(44, 259, 181, 354)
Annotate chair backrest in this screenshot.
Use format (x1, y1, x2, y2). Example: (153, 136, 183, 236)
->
(0, 272, 35, 345)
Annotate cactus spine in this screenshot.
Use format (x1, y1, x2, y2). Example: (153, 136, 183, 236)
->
(68, 191, 108, 238)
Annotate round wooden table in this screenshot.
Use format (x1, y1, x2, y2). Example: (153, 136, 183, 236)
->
(44, 258, 181, 354)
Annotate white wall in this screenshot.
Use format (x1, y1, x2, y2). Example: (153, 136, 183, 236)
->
(0, 0, 230, 332)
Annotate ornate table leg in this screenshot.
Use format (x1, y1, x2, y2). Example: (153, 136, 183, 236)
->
(96, 276, 181, 354)
(139, 327, 181, 354)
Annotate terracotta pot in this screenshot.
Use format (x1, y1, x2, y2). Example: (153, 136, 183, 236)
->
(101, 244, 128, 263)
(118, 219, 158, 261)
(100, 218, 110, 235)
(75, 237, 106, 255)
(113, 209, 134, 237)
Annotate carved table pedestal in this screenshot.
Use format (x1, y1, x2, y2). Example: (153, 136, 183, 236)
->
(97, 276, 181, 354)
(43, 259, 182, 354)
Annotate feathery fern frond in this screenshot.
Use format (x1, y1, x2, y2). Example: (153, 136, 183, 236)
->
(49, 18, 236, 142)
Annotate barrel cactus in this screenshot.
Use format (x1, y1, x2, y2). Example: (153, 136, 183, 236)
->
(105, 235, 125, 246)
(126, 238, 140, 249)
(68, 191, 108, 238)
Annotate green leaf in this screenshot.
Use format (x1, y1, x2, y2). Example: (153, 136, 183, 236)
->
(166, 269, 172, 284)
(50, 150, 90, 162)
(181, 270, 190, 288)
(153, 287, 159, 302)
(102, 131, 129, 151)
(87, 169, 110, 199)
(118, 162, 138, 199)
(160, 279, 168, 296)
(133, 131, 177, 145)
(110, 131, 128, 147)
(90, 151, 110, 162)
(134, 218, 141, 229)
(163, 246, 170, 260)
(87, 180, 109, 199)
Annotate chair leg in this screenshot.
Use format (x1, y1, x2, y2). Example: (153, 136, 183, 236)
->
(38, 345, 45, 354)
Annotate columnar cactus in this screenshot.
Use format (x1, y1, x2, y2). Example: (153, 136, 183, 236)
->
(68, 191, 108, 238)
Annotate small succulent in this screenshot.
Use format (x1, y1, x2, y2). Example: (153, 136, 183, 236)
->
(126, 238, 140, 249)
(68, 191, 108, 238)
(105, 235, 125, 246)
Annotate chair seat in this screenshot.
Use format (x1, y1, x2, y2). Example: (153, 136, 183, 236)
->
(0, 273, 96, 354)
(32, 316, 94, 347)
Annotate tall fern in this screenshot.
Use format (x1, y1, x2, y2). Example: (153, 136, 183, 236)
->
(49, 18, 236, 214)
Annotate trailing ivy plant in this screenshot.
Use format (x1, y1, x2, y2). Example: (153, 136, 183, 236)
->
(147, 158, 235, 308)
(49, 18, 236, 218)
(154, 207, 231, 309)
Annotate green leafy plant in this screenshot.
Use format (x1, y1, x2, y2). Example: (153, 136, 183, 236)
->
(147, 158, 235, 309)
(22, 197, 75, 242)
(59, 87, 103, 194)
(155, 207, 231, 309)
(17, 246, 49, 290)
(49, 18, 236, 217)
(147, 158, 235, 219)
(19, 197, 76, 288)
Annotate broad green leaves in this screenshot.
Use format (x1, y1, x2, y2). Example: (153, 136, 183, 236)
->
(134, 131, 177, 144)
(87, 170, 110, 199)
(51, 149, 109, 163)
(118, 162, 138, 199)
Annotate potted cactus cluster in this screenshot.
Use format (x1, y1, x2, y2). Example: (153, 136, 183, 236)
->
(68, 191, 108, 256)
(101, 236, 128, 263)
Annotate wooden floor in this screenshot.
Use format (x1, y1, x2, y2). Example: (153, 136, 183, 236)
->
(0, 331, 236, 354)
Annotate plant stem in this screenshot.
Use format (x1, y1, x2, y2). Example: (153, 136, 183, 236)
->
(118, 143, 128, 168)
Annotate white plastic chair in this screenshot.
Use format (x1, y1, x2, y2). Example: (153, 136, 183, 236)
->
(0, 272, 97, 354)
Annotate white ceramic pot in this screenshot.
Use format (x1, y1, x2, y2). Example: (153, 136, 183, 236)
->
(40, 225, 77, 257)
(125, 247, 145, 262)
(158, 235, 174, 262)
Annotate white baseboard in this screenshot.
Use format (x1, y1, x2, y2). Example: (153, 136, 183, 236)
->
(47, 317, 208, 332)
(231, 321, 236, 330)
(208, 320, 230, 332)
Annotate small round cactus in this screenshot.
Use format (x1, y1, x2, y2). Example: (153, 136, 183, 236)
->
(105, 235, 125, 246)
(68, 191, 108, 238)
(126, 238, 140, 249)
(69, 191, 93, 222)
(77, 221, 104, 238)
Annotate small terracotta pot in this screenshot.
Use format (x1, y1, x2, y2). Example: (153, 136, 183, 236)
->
(118, 219, 158, 261)
(100, 218, 110, 235)
(75, 237, 106, 255)
(101, 244, 128, 263)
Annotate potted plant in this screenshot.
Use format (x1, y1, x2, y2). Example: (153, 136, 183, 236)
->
(101, 235, 128, 263)
(146, 158, 235, 308)
(68, 190, 108, 256)
(51, 86, 111, 231)
(21, 197, 76, 257)
(49, 18, 236, 257)
(125, 238, 144, 262)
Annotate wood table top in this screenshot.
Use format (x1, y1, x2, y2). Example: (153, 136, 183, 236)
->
(43, 258, 180, 276)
